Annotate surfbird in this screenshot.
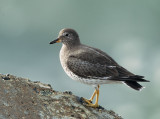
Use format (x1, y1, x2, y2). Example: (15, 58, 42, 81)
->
(50, 28, 149, 108)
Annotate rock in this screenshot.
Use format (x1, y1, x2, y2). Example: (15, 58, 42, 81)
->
(0, 74, 122, 119)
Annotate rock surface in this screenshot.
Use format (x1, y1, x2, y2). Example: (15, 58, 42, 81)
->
(0, 74, 122, 119)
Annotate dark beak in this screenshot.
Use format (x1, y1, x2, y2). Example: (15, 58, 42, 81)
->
(49, 38, 61, 44)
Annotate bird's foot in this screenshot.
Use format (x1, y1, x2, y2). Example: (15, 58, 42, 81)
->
(82, 97, 99, 108)
(86, 103, 99, 108)
(82, 97, 92, 104)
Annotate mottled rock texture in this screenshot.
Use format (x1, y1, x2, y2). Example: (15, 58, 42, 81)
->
(0, 74, 122, 119)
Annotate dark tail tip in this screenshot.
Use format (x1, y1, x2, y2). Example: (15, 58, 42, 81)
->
(124, 81, 144, 91)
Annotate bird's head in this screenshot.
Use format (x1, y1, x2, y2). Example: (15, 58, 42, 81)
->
(50, 28, 80, 46)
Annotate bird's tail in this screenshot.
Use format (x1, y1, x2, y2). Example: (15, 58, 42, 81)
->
(124, 81, 144, 91)
(122, 75, 149, 91)
(120, 75, 148, 82)
(110, 75, 149, 91)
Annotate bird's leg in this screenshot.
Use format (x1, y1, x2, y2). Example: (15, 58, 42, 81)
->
(82, 90, 96, 104)
(82, 85, 100, 108)
(86, 85, 99, 108)
(89, 89, 97, 102)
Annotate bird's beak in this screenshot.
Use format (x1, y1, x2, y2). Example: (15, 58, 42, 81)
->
(49, 38, 61, 44)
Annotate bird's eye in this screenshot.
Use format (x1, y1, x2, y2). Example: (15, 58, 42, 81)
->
(65, 33, 69, 36)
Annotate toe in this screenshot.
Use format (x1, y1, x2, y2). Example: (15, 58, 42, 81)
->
(87, 103, 99, 108)
(82, 98, 92, 104)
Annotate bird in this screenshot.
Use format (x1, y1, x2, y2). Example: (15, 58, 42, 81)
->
(49, 28, 149, 108)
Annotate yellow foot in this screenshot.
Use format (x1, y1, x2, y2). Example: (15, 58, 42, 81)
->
(82, 97, 92, 104)
(82, 98, 99, 108)
(86, 103, 99, 108)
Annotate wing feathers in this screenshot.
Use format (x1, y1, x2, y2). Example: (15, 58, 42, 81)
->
(67, 55, 118, 79)
(67, 47, 147, 83)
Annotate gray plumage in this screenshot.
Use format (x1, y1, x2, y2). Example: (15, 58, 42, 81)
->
(50, 28, 149, 91)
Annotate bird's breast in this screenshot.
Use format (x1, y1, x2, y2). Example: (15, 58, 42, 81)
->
(59, 45, 71, 73)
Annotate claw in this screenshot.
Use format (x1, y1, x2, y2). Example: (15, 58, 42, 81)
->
(82, 97, 92, 104)
(86, 103, 99, 108)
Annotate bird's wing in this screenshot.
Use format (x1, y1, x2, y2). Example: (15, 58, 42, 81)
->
(66, 50, 119, 79)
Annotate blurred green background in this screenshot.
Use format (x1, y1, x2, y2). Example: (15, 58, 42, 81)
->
(0, 0, 159, 119)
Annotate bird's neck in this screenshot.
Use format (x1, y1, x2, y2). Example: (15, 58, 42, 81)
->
(62, 40, 81, 50)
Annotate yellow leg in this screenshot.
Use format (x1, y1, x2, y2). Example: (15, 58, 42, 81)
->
(82, 89, 96, 104)
(87, 87, 99, 108)
(89, 89, 97, 102)
(82, 85, 100, 108)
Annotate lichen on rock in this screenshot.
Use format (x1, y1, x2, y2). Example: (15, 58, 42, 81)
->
(0, 74, 122, 119)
